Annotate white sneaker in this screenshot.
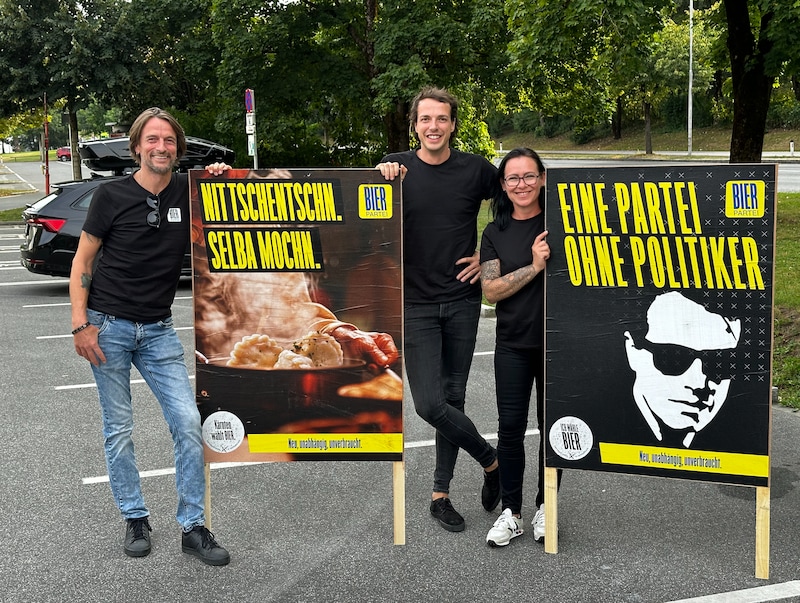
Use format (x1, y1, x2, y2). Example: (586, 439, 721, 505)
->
(532, 504, 546, 542)
(486, 508, 523, 547)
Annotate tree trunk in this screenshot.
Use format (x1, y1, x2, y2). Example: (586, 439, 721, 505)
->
(724, 0, 774, 163)
(612, 96, 622, 140)
(644, 100, 652, 155)
(384, 99, 410, 153)
(364, 0, 409, 153)
(69, 111, 81, 181)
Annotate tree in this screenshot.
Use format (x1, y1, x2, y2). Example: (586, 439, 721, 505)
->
(209, 0, 506, 166)
(372, 0, 509, 154)
(721, 0, 800, 162)
(507, 0, 800, 161)
(506, 0, 672, 149)
(0, 0, 139, 178)
(111, 0, 222, 134)
(629, 9, 716, 152)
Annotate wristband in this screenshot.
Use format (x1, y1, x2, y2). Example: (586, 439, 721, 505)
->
(71, 322, 91, 335)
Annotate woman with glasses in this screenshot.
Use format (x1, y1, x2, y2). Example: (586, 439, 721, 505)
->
(480, 147, 562, 547)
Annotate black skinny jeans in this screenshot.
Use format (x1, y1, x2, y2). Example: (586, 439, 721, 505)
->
(494, 343, 562, 514)
(404, 297, 496, 494)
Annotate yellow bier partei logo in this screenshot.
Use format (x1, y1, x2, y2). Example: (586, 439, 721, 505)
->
(725, 180, 765, 218)
(358, 184, 392, 219)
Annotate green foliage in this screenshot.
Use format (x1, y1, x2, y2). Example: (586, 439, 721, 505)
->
(535, 115, 574, 139)
(209, 0, 379, 165)
(1, 0, 799, 167)
(449, 90, 496, 159)
(510, 109, 539, 135)
(774, 192, 800, 408)
(767, 85, 800, 130)
(485, 110, 514, 137)
(570, 122, 609, 145)
(371, 0, 508, 110)
(506, 0, 671, 123)
(661, 93, 714, 130)
(715, 0, 800, 161)
(504, 1, 730, 147)
(205, 0, 508, 164)
(650, 12, 715, 100)
(0, 207, 25, 220)
(0, 109, 47, 140)
(0, 0, 138, 113)
(77, 102, 123, 139)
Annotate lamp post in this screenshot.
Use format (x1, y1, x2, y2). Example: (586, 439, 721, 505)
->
(43, 93, 50, 195)
(688, 0, 694, 157)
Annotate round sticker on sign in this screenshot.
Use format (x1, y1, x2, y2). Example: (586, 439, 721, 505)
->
(202, 411, 245, 454)
(548, 416, 593, 461)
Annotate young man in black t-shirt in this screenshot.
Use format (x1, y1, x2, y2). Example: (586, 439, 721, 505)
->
(378, 87, 500, 532)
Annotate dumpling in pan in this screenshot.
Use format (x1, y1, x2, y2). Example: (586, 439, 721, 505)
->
(290, 332, 343, 367)
(227, 334, 283, 368)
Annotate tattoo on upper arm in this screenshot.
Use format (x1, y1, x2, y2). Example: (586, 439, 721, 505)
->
(80, 273, 92, 290)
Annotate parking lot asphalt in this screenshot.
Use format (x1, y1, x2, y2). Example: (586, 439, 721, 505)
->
(1, 245, 800, 603)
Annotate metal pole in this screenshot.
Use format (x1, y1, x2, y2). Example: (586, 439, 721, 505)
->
(43, 93, 50, 194)
(688, 0, 694, 157)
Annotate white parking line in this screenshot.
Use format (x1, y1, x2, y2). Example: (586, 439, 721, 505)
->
(56, 374, 196, 391)
(0, 278, 67, 285)
(666, 581, 800, 602)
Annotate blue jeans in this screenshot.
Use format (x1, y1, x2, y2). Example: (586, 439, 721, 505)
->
(494, 344, 561, 513)
(87, 309, 205, 531)
(404, 298, 496, 494)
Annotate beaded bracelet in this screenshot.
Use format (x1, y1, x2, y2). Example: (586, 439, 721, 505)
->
(71, 322, 91, 335)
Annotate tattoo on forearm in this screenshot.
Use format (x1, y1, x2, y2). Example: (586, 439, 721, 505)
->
(500, 265, 536, 291)
(482, 258, 538, 299)
(80, 272, 92, 290)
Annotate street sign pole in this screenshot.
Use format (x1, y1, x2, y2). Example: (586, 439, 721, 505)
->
(245, 88, 258, 169)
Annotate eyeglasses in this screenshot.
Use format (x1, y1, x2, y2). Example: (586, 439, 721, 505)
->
(504, 173, 541, 187)
(636, 338, 737, 383)
(146, 195, 160, 228)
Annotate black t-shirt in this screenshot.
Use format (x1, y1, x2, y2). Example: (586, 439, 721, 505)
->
(381, 149, 496, 303)
(480, 213, 545, 349)
(82, 172, 189, 322)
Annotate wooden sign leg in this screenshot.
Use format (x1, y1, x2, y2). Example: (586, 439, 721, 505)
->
(204, 462, 212, 531)
(544, 466, 558, 554)
(393, 461, 406, 545)
(755, 486, 770, 579)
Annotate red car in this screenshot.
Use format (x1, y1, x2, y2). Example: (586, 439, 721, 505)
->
(56, 146, 71, 161)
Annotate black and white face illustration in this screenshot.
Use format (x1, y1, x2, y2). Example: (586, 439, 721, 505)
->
(624, 292, 741, 448)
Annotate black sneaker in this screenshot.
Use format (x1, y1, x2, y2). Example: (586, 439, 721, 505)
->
(123, 517, 152, 557)
(430, 497, 465, 532)
(181, 526, 230, 566)
(481, 467, 501, 512)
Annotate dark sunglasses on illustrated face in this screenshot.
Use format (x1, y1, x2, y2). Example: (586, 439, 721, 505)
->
(636, 337, 737, 383)
(146, 195, 160, 228)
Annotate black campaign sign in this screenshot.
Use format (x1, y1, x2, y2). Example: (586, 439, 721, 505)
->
(544, 164, 775, 487)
